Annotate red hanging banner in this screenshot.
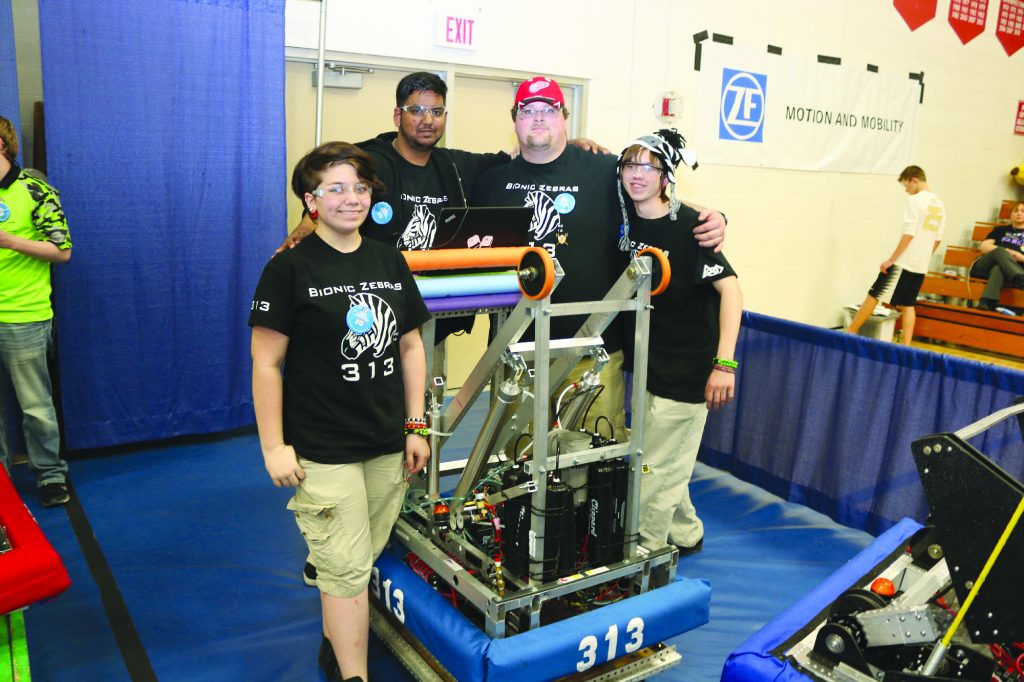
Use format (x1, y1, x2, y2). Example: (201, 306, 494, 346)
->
(894, 0, 938, 30)
(996, 0, 1024, 55)
(949, 0, 989, 44)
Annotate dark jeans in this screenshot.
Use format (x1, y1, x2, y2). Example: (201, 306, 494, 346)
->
(969, 247, 1024, 303)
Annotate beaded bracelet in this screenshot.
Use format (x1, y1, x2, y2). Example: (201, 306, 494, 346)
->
(405, 417, 429, 437)
(713, 357, 738, 369)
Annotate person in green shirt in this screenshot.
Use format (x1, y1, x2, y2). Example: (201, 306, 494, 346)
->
(0, 115, 72, 507)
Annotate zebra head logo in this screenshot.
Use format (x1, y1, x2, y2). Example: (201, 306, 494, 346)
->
(397, 204, 436, 250)
(340, 293, 399, 360)
(524, 191, 562, 242)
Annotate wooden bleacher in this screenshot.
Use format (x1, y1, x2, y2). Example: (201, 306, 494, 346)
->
(913, 302, 1022, 357)
(915, 200, 1023, 357)
(999, 198, 1018, 220)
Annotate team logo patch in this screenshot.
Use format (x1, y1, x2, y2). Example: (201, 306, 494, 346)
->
(346, 303, 374, 335)
(371, 202, 394, 225)
(702, 264, 725, 279)
(719, 68, 767, 142)
(398, 204, 436, 250)
(0, 201, 9, 223)
(529, 79, 551, 94)
(524, 191, 562, 242)
(340, 293, 398, 360)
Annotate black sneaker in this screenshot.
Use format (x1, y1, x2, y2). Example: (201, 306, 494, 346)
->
(319, 636, 338, 674)
(303, 562, 317, 587)
(675, 537, 704, 557)
(318, 636, 364, 682)
(40, 482, 70, 507)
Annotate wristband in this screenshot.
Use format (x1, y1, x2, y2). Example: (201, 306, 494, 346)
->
(712, 365, 735, 374)
(713, 358, 738, 369)
(405, 417, 429, 437)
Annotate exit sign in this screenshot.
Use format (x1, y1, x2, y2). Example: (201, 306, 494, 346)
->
(435, 11, 480, 50)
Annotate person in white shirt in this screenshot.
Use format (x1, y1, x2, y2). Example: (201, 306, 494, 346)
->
(845, 165, 945, 345)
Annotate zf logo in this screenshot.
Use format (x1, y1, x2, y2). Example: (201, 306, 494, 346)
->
(719, 68, 766, 142)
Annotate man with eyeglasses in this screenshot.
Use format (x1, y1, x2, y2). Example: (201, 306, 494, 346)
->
(353, 71, 511, 252)
(280, 72, 509, 347)
(281, 72, 502, 254)
(472, 76, 728, 438)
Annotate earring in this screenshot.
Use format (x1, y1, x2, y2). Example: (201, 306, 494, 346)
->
(309, 208, 319, 220)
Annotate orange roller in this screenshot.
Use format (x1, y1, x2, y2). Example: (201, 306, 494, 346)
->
(518, 246, 555, 300)
(404, 247, 555, 300)
(403, 247, 528, 272)
(637, 247, 671, 296)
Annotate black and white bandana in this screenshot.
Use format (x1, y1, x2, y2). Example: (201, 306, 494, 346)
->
(616, 129, 698, 251)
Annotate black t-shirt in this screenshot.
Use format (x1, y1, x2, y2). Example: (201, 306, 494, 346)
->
(624, 208, 737, 404)
(249, 235, 431, 463)
(359, 133, 509, 249)
(985, 225, 1024, 256)
(358, 134, 509, 339)
(364, 149, 450, 249)
(471, 145, 624, 350)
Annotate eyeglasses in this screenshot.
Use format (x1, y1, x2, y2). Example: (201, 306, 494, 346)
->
(622, 162, 664, 175)
(398, 104, 447, 118)
(516, 107, 560, 121)
(312, 183, 370, 198)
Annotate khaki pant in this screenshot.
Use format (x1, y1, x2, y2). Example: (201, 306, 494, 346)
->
(638, 393, 707, 550)
(287, 452, 405, 598)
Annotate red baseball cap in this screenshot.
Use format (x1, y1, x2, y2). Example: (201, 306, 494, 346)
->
(513, 76, 566, 110)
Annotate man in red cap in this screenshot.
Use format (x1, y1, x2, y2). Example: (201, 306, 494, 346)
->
(472, 76, 728, 436)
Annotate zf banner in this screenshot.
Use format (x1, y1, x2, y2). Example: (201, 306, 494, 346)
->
(694, 47, 920, 174)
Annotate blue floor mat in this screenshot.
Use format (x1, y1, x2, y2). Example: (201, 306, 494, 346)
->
(16, 425, 872, 681)
(665, 465, 872, 681)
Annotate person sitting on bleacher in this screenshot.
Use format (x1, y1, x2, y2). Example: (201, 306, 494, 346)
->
(971, 200, 1024, 312)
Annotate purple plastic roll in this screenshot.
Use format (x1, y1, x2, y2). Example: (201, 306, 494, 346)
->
(425, 292, 521, 313)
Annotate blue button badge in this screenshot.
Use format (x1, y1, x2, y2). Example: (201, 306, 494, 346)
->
(553, 193, 576, 214)
(346, 304, 374, 335)
(371, 202, 394, 224)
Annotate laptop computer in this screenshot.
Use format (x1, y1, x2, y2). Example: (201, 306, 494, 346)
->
(432, 206, 533, 250)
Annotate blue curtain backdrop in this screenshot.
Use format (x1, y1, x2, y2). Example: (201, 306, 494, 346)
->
(38, 0, 285, 449)
(0, 0, 20, 153)
(1, 0, 24, 455)
(700, 312, 1024, 536)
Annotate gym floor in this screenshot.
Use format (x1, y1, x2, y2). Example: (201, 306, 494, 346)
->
(13, 414, 875, 682)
